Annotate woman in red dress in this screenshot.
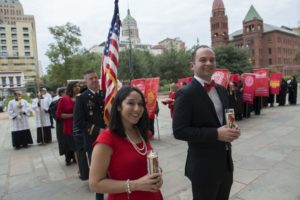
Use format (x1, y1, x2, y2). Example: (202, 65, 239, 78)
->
(56, 81, 80, 166)
(89, 86, 163, 200)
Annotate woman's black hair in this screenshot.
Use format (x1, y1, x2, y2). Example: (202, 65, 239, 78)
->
(66, 81, 79, 97)
(109, 86, 149, 142)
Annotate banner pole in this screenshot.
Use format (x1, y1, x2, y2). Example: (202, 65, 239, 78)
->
(155, 115, 160, 140)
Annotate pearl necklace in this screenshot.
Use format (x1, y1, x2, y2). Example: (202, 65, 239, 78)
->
(125, 129, 147, 156)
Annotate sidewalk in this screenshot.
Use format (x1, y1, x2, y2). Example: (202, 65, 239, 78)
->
(0, 95, 300, 200)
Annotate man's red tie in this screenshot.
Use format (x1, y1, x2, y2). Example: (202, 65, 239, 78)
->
(204, 80, 216, 92)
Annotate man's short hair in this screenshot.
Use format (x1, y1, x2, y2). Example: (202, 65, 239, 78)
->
(83, 70, 96, 76)
(57, 87, 66, 96)
(191, 45, 211, 62)
(14, 90, 22, 95)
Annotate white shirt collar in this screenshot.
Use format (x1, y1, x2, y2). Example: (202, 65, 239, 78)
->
(194, 75, 210, 87)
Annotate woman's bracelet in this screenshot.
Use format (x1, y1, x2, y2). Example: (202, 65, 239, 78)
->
(126, 179, 131, 195)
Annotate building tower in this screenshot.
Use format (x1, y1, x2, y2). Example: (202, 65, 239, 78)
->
(210, 0, 228, 48)
(242, 5, 264, 67)
(0, 0, 39, 86)
(121, 9, 141, 46)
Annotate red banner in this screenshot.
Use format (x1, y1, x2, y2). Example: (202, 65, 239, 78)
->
(269, 72, 282, 95)
(131, 77, 160, 119)
(130, 79, 146, 93)
(177, 77, 192, 89)
(242, 73, 256, 104)
(253, 68, 269, 96)
(212, 68, 229, 88)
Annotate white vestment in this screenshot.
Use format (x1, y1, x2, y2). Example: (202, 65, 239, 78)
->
(8, 99, 31, 132)
(32, 98, 51, 127)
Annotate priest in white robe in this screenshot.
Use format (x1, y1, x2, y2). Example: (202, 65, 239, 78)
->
(8, 91, 33, 149)
(32, 93, 52, 144)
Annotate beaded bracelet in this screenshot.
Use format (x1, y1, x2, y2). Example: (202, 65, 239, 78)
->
(126, 179, 131, 199)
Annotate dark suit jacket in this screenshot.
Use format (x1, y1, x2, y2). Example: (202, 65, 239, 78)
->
(73, 89, 106, 152)
(172, 78, 233, 184)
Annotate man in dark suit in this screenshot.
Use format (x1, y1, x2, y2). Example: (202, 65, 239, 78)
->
(173, 46, 240, 200)
(73, 70, 106, 200)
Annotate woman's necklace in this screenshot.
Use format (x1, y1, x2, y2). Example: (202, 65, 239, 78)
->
(125, 128, 147, 156)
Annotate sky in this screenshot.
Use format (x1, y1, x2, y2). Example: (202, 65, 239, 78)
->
(20, 0, 300, 74)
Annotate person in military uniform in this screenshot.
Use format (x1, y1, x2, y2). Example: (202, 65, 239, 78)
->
(73, 70, 106, 200)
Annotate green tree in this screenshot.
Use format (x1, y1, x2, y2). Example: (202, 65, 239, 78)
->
(46, 22, 82, 88)
(154, 49, 192, 82)
(214, 44, 251, 73)
(118, 49, 156, 80)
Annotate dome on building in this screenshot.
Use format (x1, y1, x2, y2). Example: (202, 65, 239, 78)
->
(121, 9, 141, 45)
(123, 9, 137, 26)
(212, 0, 224, 10)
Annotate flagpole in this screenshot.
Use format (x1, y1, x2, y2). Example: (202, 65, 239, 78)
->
(127, 9, 133, 80)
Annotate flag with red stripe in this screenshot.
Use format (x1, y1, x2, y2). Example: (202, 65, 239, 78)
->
(100, 0, 121, 125)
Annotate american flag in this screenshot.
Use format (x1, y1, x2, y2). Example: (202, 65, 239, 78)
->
(100, 0, 121, 125)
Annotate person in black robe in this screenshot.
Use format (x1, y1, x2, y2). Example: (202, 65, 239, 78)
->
(52, 87, 67, 156)
(268, 87, 275, 107)
(253, 96, 262, 115)
(288, 76, 298, 105)
(277, 79, 288, 106)
(234, 81, 243, 120)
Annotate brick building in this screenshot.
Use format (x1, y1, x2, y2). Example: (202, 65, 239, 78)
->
(210, 0, 300, 70)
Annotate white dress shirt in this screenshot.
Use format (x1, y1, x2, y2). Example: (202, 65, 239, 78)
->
(194, 75, 224, 124)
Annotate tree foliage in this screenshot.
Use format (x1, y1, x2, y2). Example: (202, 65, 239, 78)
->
(45, 23, 83, 88)
(118, 48, 191, 82)
(214, 44, 251, 73)
(44, 23, 103, 90)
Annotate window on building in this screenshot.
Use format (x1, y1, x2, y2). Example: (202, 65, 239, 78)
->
(268, 48, 272, 54)
(0, 27, 5, 32)
(259, 48, 263, 55)
(13, 51, 18, 56)
(11, 33, 17, 38)
(12, 46, 18, 50)
(1, 46, 7, 50)
(9, 76, 14, 87)
(257, 25, 261, 31)
(268, 59, 272, 65)
(22, 27, 29, 32)
(278, 47, 281, 53)
(11, 27, 17, 32)
(24, 46, 30, 51)
(23, 33, 29, 38)
(23, 39, 29, 44)
(277, 37, 281, 43)
(12, 39, 17, 44)
(16, 76, 21, 87)
(278, 58, 281, 63)
(0, 39, 6, 44)
(0, 33, 5, 38)
(0, 52, 8, 56)
(1, 77, 6, 87)
(268, 37, 272, 43)
(25, 52, 31, 56)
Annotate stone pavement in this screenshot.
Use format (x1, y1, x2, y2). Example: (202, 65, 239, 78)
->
(0, 94, 300, 200)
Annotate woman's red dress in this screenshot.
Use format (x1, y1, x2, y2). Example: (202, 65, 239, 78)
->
(95, 129, 163, 200)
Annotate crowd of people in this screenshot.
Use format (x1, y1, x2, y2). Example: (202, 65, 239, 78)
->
(5, 47, 298, 200)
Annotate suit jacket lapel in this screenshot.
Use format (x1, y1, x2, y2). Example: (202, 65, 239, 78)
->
(192, 78, 222, 126)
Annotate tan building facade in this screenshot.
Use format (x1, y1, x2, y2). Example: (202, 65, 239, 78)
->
(211, 0, 300, 69)
(157, 38, 185, 51)
(0, 0, 38, 83)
